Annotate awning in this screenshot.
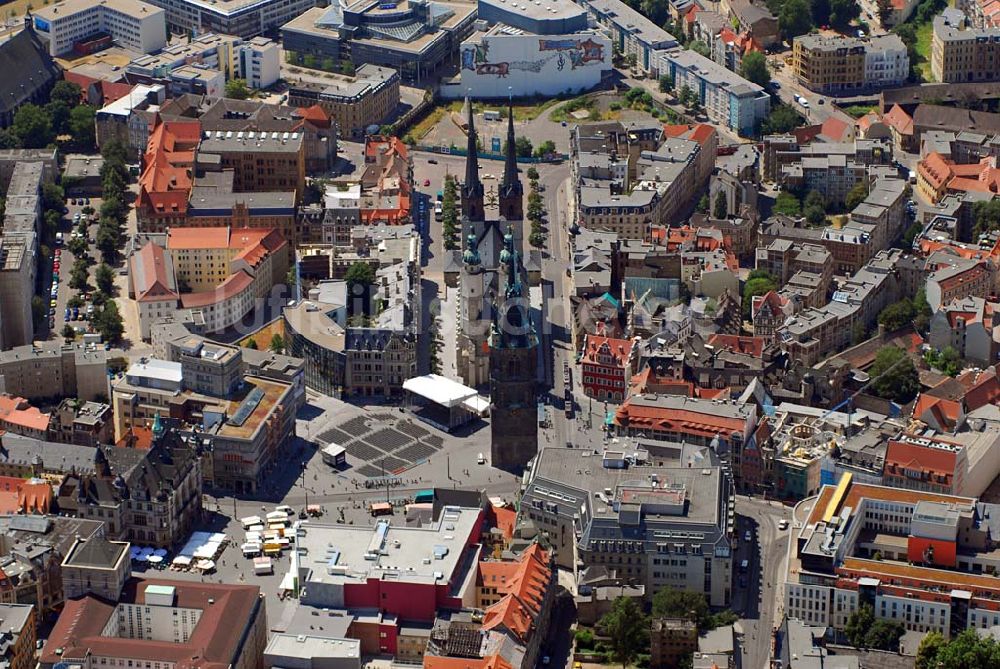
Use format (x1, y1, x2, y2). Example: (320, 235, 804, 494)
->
(403, 374, 479, 408)
(460, 394, 491, 415)
(172, 555, 192, 566)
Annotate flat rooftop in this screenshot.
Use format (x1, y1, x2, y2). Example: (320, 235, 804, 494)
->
(34, 0, 164, 20)
(216, 376, 291, 440)
(480, 0, 585, 21)
(265, 633, 361, 661)
(298, 505, 481, 587)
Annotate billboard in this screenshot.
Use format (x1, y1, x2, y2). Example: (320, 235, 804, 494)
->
(446, 32, 612, 99)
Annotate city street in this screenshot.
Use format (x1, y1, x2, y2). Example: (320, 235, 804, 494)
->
(735, 495, 793, 669)
(766, 55, 857, 128)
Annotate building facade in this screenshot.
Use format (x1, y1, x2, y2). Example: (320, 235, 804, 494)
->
(32, 0, 166, 56)
(793, 34, 908, 93)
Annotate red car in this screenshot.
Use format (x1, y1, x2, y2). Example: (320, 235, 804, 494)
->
(54, 249, 61, 256)
(423, 179, 431, 186)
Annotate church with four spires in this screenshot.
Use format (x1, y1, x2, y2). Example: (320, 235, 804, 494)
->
(445, 100, 540, 471)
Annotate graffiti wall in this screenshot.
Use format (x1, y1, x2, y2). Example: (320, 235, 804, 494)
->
(444, 32, 612, 99)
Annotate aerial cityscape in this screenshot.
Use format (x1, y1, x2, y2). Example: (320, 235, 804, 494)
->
(0, 0, 997, 666)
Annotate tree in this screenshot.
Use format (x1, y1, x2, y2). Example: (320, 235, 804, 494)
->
(779, 0, 813, 38)
(641, 0, 669, 25)
(902, 220, 923, 247)
(829, 0, 860, 29)
(96, 223, 122, 263)
(805, 204, 825, 225)
(427, 314, 442, 375)
(845, 181, 869, 211)
(41, 182, 64, 212)
(810, 0, 831, 26)
(679, 84, 694, 107)
(526, 166, 539, 181)
(303, 54, 318, 69)
(740, 51, 770, 87)
(45, 100, 70, 136)
(973, 199, 1000, 236)
(713, 191, 728, 219)
(773, 191, 801, 217)
(345, 261, 376, 289)
(761, 104, 805, 134)
(876, 0, 893, 27)
(225, 78, 251, 100)
(651, 590, 710, 629)
(269, 333, 285, 353)
(245, 338, 259, 350)
(697, 193, 710, 213)
(912, 287, 931, 333)
(101, 138, 128, 167)
(534, 139, 556, 158)
(804, 189, 825, 212)
(865, 618, 905, 651)
(31, 295, 47, 329)
(93, 300, 124, 345)
(50, 80, 83, 107)
(68, 237, 88, 258)
(925, 345, 962, 376)
(690, 40, 711, 57)
(68, 105, 96, 148)
(878, 299, 914, 332)
(599, 597, 649, 669)
(659, 74, 674, 93)
(12, 104, 53, 148)
(869, 346, 920, 403)
(916, 630, 1000, 669)
(62, 324, 76, 339)
(845, 604, 876, 648)
(504, 135, 533, 158)
(0, 129, 17, 149)
(915, 632, 947, 669)
(95, 263, 115, 295)
(70, 260, 90, 291)
(743, 274, 778, 319)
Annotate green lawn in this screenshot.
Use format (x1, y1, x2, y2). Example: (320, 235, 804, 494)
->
(914, 20, 934, 81)
(843, 104, 877, 118)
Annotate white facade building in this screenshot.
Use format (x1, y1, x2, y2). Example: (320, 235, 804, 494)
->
(443, 30, 612, 99)
(661, 49, 770, 137)
(237, 37, 280, 89)
(32, 0, 166, 57)
(863, 36, 910, 88)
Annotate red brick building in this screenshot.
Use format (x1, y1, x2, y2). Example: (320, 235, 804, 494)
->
(580, 335, 636, 403)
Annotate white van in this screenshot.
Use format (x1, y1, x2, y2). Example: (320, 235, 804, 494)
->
(477, 453, 486, 465)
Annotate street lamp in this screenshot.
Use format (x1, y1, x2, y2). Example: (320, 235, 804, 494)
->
(301, 462, 308, 512)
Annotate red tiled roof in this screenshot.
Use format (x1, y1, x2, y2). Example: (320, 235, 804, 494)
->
(581, 334, 634, 367)
(884, 437, 960, 485)
(0, 395, 49, 432)
(490, 504, 516, 540)
(613, 398, 747, 436)
(41, 578, 262, 669)
(131, 242, 178, 303)
(706, 334, 765, 358)
(883, 104, 913, 136)
(180, 270, 254, 309)
(913, 393, 963, 431)
(960, 366, 1000, 411)
(425, 655, 514, 669)
(686, 124, 716, 146)
(295, 104, 331, 127)
(480, 544, 550, 641)
(820, 116, 850, 142)
(139, 119, 200, 217)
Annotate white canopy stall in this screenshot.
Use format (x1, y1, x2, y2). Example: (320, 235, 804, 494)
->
(403, 374, 489, 432)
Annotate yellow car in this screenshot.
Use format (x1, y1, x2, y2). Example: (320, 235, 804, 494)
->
(573, 663, 583, 669)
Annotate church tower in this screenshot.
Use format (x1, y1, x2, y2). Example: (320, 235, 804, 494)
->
(461, 99, 485, 222)
(489, 226, 538, 471)
(498, 100, 524, 222)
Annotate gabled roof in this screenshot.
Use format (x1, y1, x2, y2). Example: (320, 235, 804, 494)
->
(480, 544, 550, 642)
(0, 26, 60, 116)
(131, 242, 178, 303)
(883, 104, 913, 136)
(424, 654, 514, 669)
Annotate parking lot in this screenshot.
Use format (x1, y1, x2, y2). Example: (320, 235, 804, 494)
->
(45, 194, 106, 341)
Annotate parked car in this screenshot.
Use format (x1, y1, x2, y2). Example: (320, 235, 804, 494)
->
(423, 179, 430, 186)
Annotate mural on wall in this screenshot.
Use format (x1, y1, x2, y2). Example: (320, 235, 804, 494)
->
(461, 37, 606, 77)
